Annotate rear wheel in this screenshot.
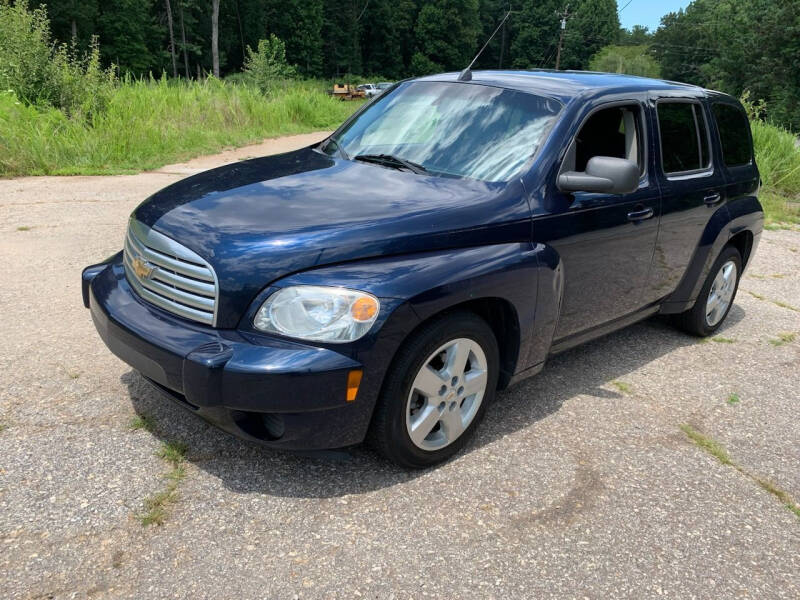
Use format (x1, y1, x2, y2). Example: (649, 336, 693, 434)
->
(674, 245, 742, 336)
(369, 311, 499, 468)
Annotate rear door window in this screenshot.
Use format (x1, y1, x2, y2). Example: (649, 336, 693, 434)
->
(712, 103, 753, 167)
(657, 102, 711, 175)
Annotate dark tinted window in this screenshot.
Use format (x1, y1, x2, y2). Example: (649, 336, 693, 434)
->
(713, 103, 752, 166)
(657, 102, 710, 174)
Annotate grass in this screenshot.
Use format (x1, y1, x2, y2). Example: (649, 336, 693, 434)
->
(680, 424, 733, 465)
(129, 414, 155, 432)
(680, 424, 800, 520)
(756, 478, 800, 519)
(759, 190, 800, 229)
(0, 77, 362, 176)
(0, 421, 7, 433)
(712, 336, 736, 344)
(611, 380, 632, 394)
(138, 440, 187, 527)
(139, 468, 185, 526)
(16, 225, 31, 231)
(744, 289, 798, 311)
(769, 332, 797, 346)
(157, 440, 188, 463)
(751, 120, 800, 228)
(727, 393, 741, 405)
(773, 300, 799, 312)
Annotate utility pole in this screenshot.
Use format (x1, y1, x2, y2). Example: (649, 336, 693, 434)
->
(554, 4, 570, 71)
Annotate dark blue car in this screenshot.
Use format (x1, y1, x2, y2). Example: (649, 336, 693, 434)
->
(83, 71, 762, 467)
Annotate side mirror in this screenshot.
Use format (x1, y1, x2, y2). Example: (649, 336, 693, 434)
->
(558, 156, 640, 195)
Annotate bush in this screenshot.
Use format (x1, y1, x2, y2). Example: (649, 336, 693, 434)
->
(243, 35, 296, 94)
(0, 0, 54, 105)
(409, 52, 440, 77)
(0, 0, 116, 118)
(589, 45, 661, 78)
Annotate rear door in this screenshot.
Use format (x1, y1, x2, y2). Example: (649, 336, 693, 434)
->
(709, 99, 760, 212)
(643, 96, 727, 305)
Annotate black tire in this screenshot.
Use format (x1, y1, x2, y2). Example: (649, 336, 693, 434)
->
(673, 245, 742, 337)
(369, 311, 500, 469)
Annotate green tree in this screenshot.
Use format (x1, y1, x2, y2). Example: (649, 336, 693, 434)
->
(617, 24, 651, 46)
(409, 51, 440, 76)
(650, 2, 713, 87)
(509, 0, 561, 69)
(652, 0, 800, 130)
(414, 0, 481, 72)
(322, 0, 363, 78)
(267, 0, 323, 77)
(243, 35, 296, 93)
(36, 0, 99, 49)
(474, 0, 511, 69)
(561, 0, 620, 70)
(96, 0, 159, 74)
(360, 0, 417, 78)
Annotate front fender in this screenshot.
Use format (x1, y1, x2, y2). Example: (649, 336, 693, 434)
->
(242, 242, 553, 397)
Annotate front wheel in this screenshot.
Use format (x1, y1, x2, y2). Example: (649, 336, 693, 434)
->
(369, 311, 500, 468)
(674, 245, 742, 336)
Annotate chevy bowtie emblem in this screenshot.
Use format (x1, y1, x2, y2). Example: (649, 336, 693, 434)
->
(132, 256, 157, 280)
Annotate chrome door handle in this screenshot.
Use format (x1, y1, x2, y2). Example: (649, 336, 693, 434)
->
(627, 206, 654, 222)
(704, 192, 723, 206)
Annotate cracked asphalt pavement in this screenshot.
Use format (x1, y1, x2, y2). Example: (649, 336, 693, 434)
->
(1, 133, 798, 598)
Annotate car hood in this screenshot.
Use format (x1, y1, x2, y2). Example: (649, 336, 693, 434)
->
(133, 147, 528, 327)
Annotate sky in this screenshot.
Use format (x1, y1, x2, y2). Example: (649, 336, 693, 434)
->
(618, 0, 691, 32)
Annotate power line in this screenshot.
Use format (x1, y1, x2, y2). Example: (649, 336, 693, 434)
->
(618, 0, 634, 13)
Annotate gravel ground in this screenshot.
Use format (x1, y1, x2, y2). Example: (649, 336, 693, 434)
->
(1, 133, 798, 599)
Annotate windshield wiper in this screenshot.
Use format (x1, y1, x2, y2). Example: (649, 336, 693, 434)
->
(354, 153, 428, 175)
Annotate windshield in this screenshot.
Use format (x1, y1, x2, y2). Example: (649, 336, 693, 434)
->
(325, 81, 562, 182)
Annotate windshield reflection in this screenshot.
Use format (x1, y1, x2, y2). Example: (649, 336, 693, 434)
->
(326, 81, 562, 183)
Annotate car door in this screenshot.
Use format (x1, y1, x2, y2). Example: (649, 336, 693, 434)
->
(642, 96, 727, 304)
(534, 100, 661, 341)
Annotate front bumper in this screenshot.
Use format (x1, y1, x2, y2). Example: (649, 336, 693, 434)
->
(83, 256, 377, 450)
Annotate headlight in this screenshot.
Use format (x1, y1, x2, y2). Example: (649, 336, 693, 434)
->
(253, 285, 380, 343)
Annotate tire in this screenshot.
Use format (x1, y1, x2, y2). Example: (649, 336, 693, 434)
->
(369, 311, 500, 468)
(673, 245, 742, 337)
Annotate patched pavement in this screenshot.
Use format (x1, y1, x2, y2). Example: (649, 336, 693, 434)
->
(1, 136, 798, 598)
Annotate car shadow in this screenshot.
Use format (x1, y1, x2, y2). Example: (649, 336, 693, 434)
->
(124, 305, 745, 499)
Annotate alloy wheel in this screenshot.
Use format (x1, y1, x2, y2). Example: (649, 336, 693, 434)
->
(405, 338, 488, 451)
(705, 259, 738, 327)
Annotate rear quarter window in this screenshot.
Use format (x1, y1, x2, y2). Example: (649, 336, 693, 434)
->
(712, 103, 753, 167)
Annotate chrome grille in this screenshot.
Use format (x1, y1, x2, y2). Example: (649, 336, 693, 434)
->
(123, 219, 218, 326)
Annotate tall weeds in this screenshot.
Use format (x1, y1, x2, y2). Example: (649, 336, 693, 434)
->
(0, 78, 360, 175)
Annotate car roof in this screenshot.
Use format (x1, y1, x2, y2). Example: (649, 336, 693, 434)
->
(414, 69, 715, 103)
